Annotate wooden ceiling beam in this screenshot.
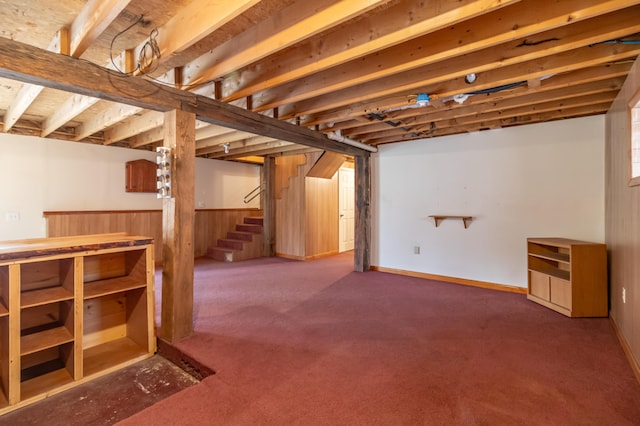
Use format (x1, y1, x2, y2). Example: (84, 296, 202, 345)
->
(204, 140, 289, 158)
(3, 29, 68, 132)
(387, 61, 633, 122)
(304, 41, 640, 127)
(416, 81, 623, 130)
(367, 102, 612, 145)
(3, 0, 130, 133)
(97, 82, 242, 146)
(363, 92, 617, 141)
(196, 131, 260, 150)
(104, 110, 164, 145)
(70, 0, 132, 58)
(426, 92, 618, 132)
(74, 103, 141, 142)
(129, 120, 210, 148)
(211, 142, 315, 160)
(143, 0, 262, 63)
(348, 77, 626, 138)
(198, 136, 277, 156)
(42, 0, 255, 138)
(0, 37, 368, 156)
(284, 7, 640, 120)
(222, 0, 519, 102)
(182, 0, 393, 87)
(251, 0, 636, 112)
(41, 49, 135, 137)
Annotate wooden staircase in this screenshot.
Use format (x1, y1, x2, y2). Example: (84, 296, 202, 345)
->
(207, 216, 264, 262)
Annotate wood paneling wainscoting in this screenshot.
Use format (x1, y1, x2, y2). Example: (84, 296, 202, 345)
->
(44, 209, 262, 263)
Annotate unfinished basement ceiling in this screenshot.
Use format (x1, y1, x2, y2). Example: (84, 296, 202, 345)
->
(0, 0, 639, 161)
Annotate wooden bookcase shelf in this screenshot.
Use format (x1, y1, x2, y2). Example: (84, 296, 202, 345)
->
(527, 238, 607, 317)
(21, 326, 75, 356)
(21, 287, 74, 308)
(0, 233, 156, 414)
(83, 276, 147, 299)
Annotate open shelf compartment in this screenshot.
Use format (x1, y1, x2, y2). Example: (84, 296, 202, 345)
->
(528, 242, 570, 263)
(20, 299, 76, 398)
(21, 351, 74, 401)
(83, 249, 147, 298)
(19, 258, 74, 308)
(83, 337, 148, 378)
(82, 287, 151, 375)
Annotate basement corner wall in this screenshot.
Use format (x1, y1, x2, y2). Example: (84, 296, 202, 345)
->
(605, 56, 640, 372)
(371, 116, 605, 289)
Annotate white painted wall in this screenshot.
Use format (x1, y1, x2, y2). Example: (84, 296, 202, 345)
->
(0, 133, 260, 240)
(372, 116, 605, 288)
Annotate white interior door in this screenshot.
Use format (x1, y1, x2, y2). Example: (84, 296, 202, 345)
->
(339, 167, 355, 252)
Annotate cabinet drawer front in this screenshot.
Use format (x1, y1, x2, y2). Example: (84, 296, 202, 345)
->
(550, 277, 572, 310)
(529, 270, 550, 300)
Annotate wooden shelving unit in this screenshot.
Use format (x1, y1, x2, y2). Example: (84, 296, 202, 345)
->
(0, 233, 156, 414)
(527, 237, 607, 317)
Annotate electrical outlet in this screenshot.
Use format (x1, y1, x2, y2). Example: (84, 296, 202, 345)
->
(413, 245, 420, 255)
(622, 287, 626, 304)
(5, 211, 20, 222)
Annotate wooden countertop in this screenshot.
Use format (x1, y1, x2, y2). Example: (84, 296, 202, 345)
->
(0, 232, 153, 262)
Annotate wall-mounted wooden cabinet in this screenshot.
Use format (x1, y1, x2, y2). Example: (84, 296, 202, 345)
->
(527, 238, 607, 317)
(0, 233, 156, 414)
(126, 159, 157, 193)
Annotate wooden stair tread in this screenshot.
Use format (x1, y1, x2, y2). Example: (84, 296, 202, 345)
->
(208, 215, 264, 262)
(227, 231, 254, 241)
(218, 238, 246, 244)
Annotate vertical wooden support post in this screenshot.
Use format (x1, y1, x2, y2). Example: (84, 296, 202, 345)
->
(262, 156, 276, 257)
(354, 153, 371, 272)
(161, 109, 195, 342)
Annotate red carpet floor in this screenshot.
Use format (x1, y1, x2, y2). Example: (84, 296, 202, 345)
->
(119, 253, 640, 425)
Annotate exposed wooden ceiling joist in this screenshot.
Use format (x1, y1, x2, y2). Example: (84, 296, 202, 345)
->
(0, 0, 637, 158)
(181, 0, 394, 87)
(0, 36, 369, 156)
(250, 0, 638, 113)
(222, 0, 520, 102)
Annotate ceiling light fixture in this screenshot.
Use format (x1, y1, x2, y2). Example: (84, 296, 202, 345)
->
(465, 73, 477, 84)
(453, 94, 469, 104)
(223, 143, 230, 154)
(416, 93, 430, 107)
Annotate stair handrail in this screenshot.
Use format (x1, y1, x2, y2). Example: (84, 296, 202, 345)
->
(244, 183, 265, 204)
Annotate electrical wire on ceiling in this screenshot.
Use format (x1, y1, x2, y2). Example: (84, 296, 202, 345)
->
(107, 15, 227, 93)
(589, 33, 640, 47)
(109, 15, 161, 76)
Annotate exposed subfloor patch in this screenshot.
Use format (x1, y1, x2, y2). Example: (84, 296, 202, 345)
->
(0, 355, 199, 425)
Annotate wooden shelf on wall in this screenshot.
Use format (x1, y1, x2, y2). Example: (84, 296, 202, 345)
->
(429, 215, 473, 229)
